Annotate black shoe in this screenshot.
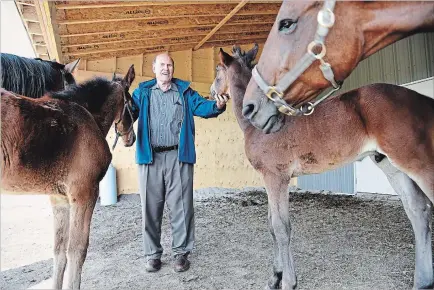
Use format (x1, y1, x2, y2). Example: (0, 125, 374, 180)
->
(173, 254, 190, 272)
(145, 258, 162, 272)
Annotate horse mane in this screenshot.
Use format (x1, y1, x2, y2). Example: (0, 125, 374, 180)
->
(0, 53, 64, 99)
(231, 46, 256, 70)
(50, 77, 120, 113)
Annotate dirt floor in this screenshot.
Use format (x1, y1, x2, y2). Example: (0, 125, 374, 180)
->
(1, 187, 423, 290)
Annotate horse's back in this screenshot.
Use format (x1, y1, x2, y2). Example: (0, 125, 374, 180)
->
(353, 83, 434, 168)
(1, 92, 111, 194)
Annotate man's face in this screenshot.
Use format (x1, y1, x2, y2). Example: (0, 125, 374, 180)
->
(153, 54, 174, 83)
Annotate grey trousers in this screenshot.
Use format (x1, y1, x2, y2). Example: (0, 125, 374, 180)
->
(138, 150, 194, 260)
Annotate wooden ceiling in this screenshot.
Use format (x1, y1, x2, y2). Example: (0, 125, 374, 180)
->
(16, 0, 282, 63)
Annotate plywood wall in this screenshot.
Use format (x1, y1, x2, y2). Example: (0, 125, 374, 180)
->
(74, 44, 296, 194)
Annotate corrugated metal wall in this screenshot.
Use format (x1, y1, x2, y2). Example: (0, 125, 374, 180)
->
(298, 32, 434, 194)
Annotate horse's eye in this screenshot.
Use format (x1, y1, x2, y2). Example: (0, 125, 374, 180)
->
(278, 19, 297, 34)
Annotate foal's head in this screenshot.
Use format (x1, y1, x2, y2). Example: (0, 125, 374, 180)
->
(210, 44, 259, 100)
(112, 65, 137, 148)
(49, 64, 136, 147)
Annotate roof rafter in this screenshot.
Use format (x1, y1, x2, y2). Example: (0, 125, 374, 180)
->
(194, 0, 249, 51)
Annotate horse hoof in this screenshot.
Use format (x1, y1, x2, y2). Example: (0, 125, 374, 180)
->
(265, 283, 281, 290)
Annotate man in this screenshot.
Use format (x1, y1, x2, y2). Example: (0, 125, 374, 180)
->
(131, 53, 229, 273)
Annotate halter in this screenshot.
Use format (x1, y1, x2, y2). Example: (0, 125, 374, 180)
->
(252, 0, 341, 116)
(112, 90, 135, 150)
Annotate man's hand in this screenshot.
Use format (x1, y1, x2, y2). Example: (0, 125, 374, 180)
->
(215, 94, 229, 109)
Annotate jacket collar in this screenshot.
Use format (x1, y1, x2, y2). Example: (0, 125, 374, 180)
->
(139, 78, 190, 94)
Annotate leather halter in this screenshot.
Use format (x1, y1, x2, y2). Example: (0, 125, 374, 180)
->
(252, 0, 342, 116)
(112, 90, 135, 150)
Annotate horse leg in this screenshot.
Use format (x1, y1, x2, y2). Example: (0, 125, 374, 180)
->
(372, 155, 433, 289)
(50, 195, 70, 290)
(267, 206, 283, 289)
(263, 172, 296, 290)
(66, 184, 98, 289)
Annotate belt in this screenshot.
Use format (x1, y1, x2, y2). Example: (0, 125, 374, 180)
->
(152, 145, 178, 153)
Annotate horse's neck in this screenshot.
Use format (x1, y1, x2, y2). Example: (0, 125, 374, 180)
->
(228, 66, 253, 133)
(360, 1, 434, 58)
(94, 108, 117, 137)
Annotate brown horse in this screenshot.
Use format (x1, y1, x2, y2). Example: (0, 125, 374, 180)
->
(242, 1, 434, 132)
(1, 65, 136, 289)
(211, 44, 434, 290)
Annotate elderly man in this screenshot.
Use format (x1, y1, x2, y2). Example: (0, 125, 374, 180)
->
(131, 53, 229, 272)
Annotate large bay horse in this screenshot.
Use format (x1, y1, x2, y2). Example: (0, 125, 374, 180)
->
(211, 45, 434, 290)
(1, 65, 136, 289)
(1, 53, 80, 98)
(242, 1, 434, 131)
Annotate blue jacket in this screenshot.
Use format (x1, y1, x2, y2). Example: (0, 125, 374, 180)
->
(131, 78, 225, 164)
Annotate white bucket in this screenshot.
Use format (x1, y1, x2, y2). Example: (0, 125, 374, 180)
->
(99, 163, 118, 206)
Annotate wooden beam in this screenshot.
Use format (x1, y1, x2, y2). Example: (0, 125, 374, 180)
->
(27, 22, 42, 34)
(60, 23, 273, 46)
(21, 5, 38, 22)
(139, 54, 144, 76)
(194, 0, 249, 51)
(55, 3, 281, 24)
(189, 49, 193, 82)
(57, 11, 277, 26)
(59, 22, 272, 43)
(14, 1, 38, 57)
(62, 32, 268, 55)
(63, 38, 267, 61)
(16, 1, 35, 6)
(55, 1, 281, 9)
(36, 1, 63, 61)
(62, 31, 270, 55)
(32, 0, 53, 57)
(58, 14, 275, 35)
(35, 45, 48, 54)
(32, 34, 45, 44)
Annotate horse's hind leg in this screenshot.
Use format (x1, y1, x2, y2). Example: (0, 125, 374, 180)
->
(263, 172, 296, 290)
(372, 155, 433, 289)
(66, 184, 98, 289)
(50, 195, 70, 290)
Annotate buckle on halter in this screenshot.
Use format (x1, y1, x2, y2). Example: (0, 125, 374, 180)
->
(307, 41, 326, 60)
(266, 86, 284, 101)
(317, 8, 335, 28)
(278, 104, 297, 116)
(300, 102, 315, 116)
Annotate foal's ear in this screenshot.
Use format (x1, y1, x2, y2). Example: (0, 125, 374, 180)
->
(218, 48, 233, 67)
(246, 43, 259, 63)
(64, 58, 81, 73)
(124, 65, 136, 87)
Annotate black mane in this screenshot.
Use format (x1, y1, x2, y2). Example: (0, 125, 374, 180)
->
(0, 53, 72, 99)
(50, 77, 118, 113)
(231, 47, 256, 70)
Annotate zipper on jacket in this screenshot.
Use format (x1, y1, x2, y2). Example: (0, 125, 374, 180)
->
(146, 89, 153, 163)
(178, 89, 185, 160)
